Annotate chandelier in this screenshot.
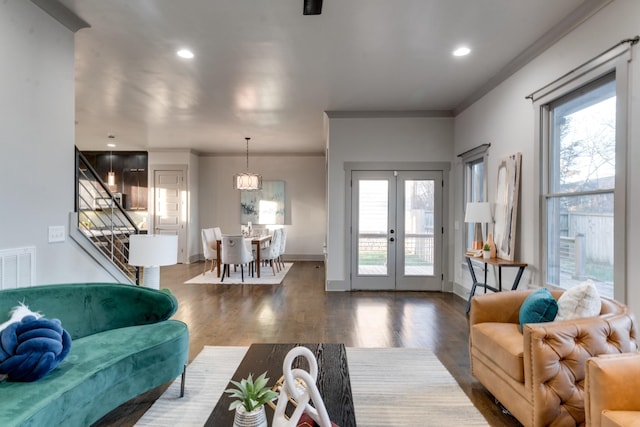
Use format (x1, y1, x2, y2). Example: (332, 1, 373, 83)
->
(233, 137, 262, 190)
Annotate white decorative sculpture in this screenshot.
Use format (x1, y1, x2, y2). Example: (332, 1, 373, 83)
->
(272, 346, 332, 427)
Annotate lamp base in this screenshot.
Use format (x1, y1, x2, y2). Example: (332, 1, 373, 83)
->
(141, 266, 160, 289)
(471, 222, 484, 250)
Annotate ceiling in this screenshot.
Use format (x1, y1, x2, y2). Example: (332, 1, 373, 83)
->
(52, 0, 604, 154)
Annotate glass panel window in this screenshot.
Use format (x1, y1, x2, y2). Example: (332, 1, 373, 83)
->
(549, 78, 616, 193)
(545, 74, 615, 297)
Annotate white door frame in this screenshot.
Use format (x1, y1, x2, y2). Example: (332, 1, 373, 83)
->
(344, 161, 451, 291)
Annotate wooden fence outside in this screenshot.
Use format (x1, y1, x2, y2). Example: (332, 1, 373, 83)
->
(558, 211, 613, 281)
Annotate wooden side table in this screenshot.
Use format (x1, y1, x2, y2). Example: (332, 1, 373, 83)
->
(465, 256, 528, 314)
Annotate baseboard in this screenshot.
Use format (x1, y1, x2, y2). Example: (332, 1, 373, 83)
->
(186, 253, 202, 264)
(326, 279, 349, 291)
(453, 281, 471, 301)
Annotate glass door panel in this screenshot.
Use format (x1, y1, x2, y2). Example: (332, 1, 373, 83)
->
(357, 179, 389, 275)
(352, 171, 396, 290)
(396, 171, 442, 291)
(403, 179, 434, 276)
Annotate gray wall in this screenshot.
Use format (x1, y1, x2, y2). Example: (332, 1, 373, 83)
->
(0, 1, 112, 284)
(198, 154, 326, 259)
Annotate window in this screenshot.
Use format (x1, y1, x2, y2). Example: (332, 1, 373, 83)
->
(460, 145, 489, 250)
(542, 73, 620, 298)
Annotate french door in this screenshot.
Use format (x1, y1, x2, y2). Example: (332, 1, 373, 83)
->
(351, 170, 443, 291)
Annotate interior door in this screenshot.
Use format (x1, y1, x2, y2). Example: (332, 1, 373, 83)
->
(153, 169, 186, 263)
(351, 170, 443, 291)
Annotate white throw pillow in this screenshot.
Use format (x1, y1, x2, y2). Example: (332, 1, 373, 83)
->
(555, 280, 601, 321)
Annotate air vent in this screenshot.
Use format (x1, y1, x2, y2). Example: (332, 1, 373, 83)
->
(0, 247, 35, 289)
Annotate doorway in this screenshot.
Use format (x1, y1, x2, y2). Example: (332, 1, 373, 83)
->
(350, 170, 443, 290)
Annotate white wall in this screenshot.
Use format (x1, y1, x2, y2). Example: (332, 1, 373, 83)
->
(326, 116, 454, 290)
(453, 0, 640, 315)
(198, 154, 326, 259)
(0, 1, 113, 284)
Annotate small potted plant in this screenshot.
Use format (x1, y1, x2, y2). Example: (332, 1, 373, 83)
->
(483, 243, 491, 259)
(224, 371, 278, 427)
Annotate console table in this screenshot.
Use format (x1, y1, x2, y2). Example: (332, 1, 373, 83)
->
(206, 343, 356, 426)
(465, 256, 528, 314)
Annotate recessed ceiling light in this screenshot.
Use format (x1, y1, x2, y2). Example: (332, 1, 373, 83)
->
(453, 46, 471, 57)
(107, 143, 116, 148)
(177, 49, 194, 59)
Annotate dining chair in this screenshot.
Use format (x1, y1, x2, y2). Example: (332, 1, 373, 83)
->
(278, 228, 287, 270)
(201, 228, 218, 274)
(213, 226, 222, 241)
(261, 228, 282, 276)
(220, 234, 254, 282)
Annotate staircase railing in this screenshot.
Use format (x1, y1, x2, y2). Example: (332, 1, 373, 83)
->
(74, 147, 140, 284)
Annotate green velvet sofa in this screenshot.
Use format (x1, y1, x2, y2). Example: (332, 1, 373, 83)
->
(0, 283, 189, 427)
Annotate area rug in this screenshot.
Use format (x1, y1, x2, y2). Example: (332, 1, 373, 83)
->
(135, 346, 488, 426)
(184, 262, 293, 285)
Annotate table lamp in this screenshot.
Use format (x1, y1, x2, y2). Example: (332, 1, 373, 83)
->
(464, 202, 492, 251)
(129, 234, 178, 289)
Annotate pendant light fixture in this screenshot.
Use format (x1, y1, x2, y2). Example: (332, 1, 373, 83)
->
(233, 137, 262, 190)
(107, 151, 115, 187)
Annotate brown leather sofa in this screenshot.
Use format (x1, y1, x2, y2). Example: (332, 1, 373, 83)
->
(585, 353, 640, 427)
(469, 289, 637, 427)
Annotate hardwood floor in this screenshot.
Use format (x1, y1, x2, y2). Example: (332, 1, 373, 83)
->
(93, 261, 521, 426)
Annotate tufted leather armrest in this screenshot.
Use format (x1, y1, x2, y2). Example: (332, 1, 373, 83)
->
(523, 308, 637, 426)
(585, 352, 640, 427)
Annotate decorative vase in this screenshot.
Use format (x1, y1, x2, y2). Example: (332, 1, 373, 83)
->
(233, 405, 268, 427)
(486, 232, 497, 258)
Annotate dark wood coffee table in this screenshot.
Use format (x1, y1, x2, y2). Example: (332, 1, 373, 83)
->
(206, 343, 356, 426)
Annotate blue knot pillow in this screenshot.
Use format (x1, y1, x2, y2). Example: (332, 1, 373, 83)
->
(0, 315, 72, 381)
(519, 288, 558, 332)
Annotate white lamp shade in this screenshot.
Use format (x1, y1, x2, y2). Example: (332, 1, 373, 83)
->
(464, 202, 492, 223)
(129, 234, 178, 267)
(233, 173, 262, 190)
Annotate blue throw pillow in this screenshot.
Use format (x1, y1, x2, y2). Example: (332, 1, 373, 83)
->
(0, 315, 72, 381)
(519, 288, 558, 332)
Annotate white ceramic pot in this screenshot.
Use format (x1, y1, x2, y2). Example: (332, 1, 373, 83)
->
(483, 250, 491, 260)
(233, 405, 268, 427)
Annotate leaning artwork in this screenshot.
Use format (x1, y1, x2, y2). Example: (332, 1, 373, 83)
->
(494, 153, 522, 261)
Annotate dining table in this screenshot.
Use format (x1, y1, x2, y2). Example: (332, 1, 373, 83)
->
(215, 234, 272, 278)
